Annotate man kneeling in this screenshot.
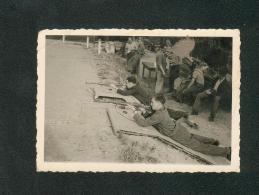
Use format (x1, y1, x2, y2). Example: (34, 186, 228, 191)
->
(133, 94, 231, 160)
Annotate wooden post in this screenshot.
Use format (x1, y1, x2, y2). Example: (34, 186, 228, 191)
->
(62, 35, 66, 43)
(98, 39, 101, 55)
(106, 109, 118, 136)
(86, 36, 89, 48)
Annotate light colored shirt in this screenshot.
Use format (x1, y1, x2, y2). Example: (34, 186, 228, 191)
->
(192, 69, 204, 86)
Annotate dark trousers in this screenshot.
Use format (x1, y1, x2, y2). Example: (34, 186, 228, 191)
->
(175, 81, 189, 101)
(186, 134, 227, 157)
(126, 51, 136, 71)
(168, 124, 228, 157)
(167, 108, 188, 120)
(192, 91, 221, 118)
(169, 65, 180, 91)
(155, 71, 165, 94)
(177, 83, 203, 103)
(183, 83, 204, 97)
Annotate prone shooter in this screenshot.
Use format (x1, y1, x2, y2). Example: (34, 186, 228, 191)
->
(111, 76, 199, 129)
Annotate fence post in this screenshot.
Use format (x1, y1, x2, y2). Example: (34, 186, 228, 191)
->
(86, 36, 89, 48)
(98, 39, 102, 55)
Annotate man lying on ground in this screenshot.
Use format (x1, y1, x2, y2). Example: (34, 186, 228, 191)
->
(133, 94, 231, 160)
(110, 76, 198, 129)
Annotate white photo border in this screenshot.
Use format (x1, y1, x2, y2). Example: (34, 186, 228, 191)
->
(36, 29, 240, 173)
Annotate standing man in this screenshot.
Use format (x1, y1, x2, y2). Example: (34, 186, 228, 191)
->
(155, 45, 167, 94)
(129, 37, 146, 74)
(125, 37, 138, 73)
(137, 37, 145, 55)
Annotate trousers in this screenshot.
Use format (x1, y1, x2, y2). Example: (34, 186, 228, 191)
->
(167, 108, 188, 120)
(183, 83, 204, 97)
(165, 121, 228, 157)
(192, 90, 221, 118)
(155, 71, 165, 94)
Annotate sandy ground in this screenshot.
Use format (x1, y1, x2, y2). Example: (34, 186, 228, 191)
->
(44, 39, 231, 164)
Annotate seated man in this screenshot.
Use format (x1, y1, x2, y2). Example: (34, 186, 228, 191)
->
(178, 63, 208, 103)
(133, 94, 231, 160)
(191, 68, 232, 121)
(111, 76, 198, 129)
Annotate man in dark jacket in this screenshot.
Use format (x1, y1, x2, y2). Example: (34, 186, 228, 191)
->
(115, 76, 150, 105)
(191, 68, 232, 121)
(113, 76, 198, 128)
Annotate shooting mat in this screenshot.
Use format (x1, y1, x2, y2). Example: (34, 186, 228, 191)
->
(107, 107, 230, 165)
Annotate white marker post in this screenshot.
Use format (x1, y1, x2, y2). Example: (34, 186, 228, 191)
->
(86, 36, 89, 48)
(98, 39, 102, 55)
(62, 35, 66, 43)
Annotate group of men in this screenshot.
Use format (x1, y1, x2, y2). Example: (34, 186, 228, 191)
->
(154, 43, 232, 122)
(110, 37, 232, 161)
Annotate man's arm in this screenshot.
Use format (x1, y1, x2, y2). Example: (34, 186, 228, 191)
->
(187, 70, 198, 89)
(133, 113, 161, 127)
(117, 87, 137, 96)
(184, 118, 199, 129)
(187, 78, 195, 89)
(159, 65, 166, 76)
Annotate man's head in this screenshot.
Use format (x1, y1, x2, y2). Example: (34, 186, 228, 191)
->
(150, 94, 166, 111)
(154, 45, 160, 52)
(126, 76, 137, 89)
(197, 63, 208, 72)
(154, 44, 165, 52)
(195, 60, 208, 71)
(202, 65, 209, 72)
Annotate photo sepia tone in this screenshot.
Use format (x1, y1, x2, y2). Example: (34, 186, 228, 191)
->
(37, 29, 240, 172)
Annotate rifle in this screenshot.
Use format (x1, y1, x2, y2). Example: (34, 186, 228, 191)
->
(116, 101, 150, 110)
(116, 101, 154, 118)
(85, 81, 123, 87)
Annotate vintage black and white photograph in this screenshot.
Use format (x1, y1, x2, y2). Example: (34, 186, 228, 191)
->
(36, 29, 240, 172)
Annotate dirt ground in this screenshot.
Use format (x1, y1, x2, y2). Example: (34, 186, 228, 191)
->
(44, 39, 231, 164)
